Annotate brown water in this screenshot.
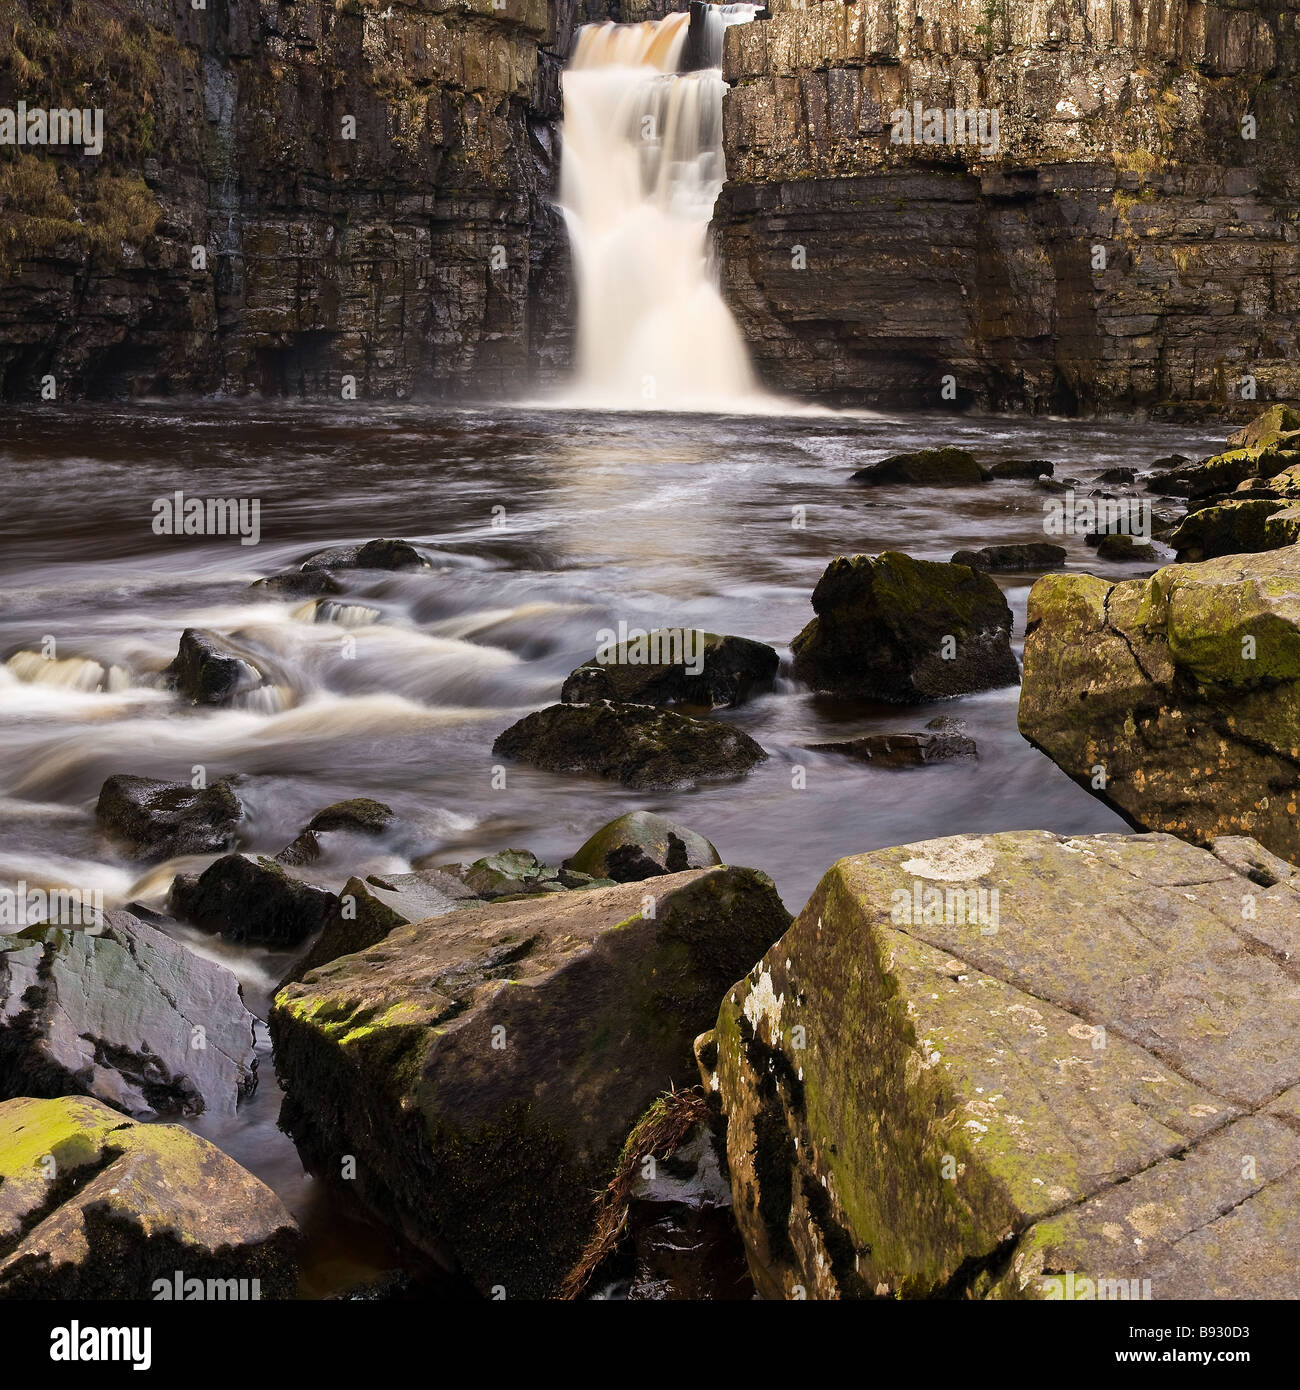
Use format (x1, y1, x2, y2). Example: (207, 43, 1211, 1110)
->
(0, 401, 1224, 1293)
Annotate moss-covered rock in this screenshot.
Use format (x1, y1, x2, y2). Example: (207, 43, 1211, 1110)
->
(1019, 545, 1300, 862)
(95, 773, 243, 863)
(791, 552, 1020, 701)
(270, 866, 791, 1298)
(0, 1095, 297, 1298)
(560, 631, 778, 709)
(565, 811, 721, 882)
(703, 831, 1300, 1299)
(492, 701, 768, 790)
(1170, 498, 1294, 562)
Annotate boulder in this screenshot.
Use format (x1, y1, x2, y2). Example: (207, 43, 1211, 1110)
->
(0, 910, 257, 1117)
(1094, 533, 1157, 562)
(1096, 466, 1137, 483)
(1226, 403, 1300, 451)
(248, 570, 343, 599)
(1146, 449, 1259, 499)
(271, 866, 792, 1298)
(700, 830, 1300, 1299)
(301, 538, 427, 572)
(275, 798, 396, 866)
(170, 854, 337, 947)
(1018, 546, 1300, 862)
(0, 1095, 297, 1299)
(164, 628, 265, 705)
(988, 459, 1054, 480)
(565, 812, 721, 883)
(850, 447, 987, 487)
(95, 773, 243, 863)
(790, 552, 1019, 702)
(808, 716, 977, 767)
(1170, 498, 1293, 562)
(560, 631, 778, 709)
(949, 543, 1066, 573)
(492, 702, 768, 790)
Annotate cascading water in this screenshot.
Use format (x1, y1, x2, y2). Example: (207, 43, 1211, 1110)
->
(558, 6, 762, 411)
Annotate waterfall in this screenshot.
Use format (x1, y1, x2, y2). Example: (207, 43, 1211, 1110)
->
(558, 6, 761, 412)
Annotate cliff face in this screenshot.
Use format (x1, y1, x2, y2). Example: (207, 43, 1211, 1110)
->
(0, 0, 583, 399)
(716, 0, 1300, 413)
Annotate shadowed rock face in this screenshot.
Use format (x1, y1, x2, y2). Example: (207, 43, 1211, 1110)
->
(700, 831, 1300, 1300)
(1018, 545, 1300, 862)
(714, 0, 1300, 413)
(270, 866, 791, 1298)
(0, 1095, 298, 1298)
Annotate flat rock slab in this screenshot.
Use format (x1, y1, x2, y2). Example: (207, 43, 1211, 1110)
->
(701, 830, 1300, 1300)
(0, 1095, 297, 1299)
(0, 910, 258, 1117)
(1019, 546, 1300, 863)
(271, 866, 791, 1298)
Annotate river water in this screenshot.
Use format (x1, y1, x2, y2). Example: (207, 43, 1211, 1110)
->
(0, 401, 1224, 1293)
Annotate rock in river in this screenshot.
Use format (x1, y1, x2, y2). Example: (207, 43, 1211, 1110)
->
(1019, 545, 1300, 863)
(560, 631, 778, 709)
(808, 717, 977, 767)
(949, 543, 1066, 573)
(164, 628, 266, 705)
(0, 1095, 297, 1299)
(96, 773, 244, 863)
(791, 552, 1020, 702)
(171, 854, 338, 947)
(0, 910, 257, 1117)
(271, 866, 791, 1298)
(492, 702, 767, 790)
(850, 447, 987, 487)
(565, 811, 722, 883)
(700, 830, 1300, 1299)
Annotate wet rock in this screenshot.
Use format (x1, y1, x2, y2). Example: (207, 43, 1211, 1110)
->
(170, 855, 337, 947)
(790, 552, 1019, 702)
(95, 774, 244, 863)
(1094, 533, 1157, 562)
(808, 716, 977, 767)
(1035, 475, 1082, 494)
(560, 631, 778, 709)
(275, 798, 397, 866)
(1097, 466, 1138, 483)
(0, 1095, 297, 1299)
(1146, 450, 1261, 499)
(701, 830, 1300, 1299)
(1019, 546, 1300, 862)
(302, 539, 427, 572)
(164, 628, 265, 706)
(462, 849, 547, 897)
(0, 910, 257, 1117)
(988, 459, 1054, 480)
(565, 812, 721, 883)
(271, 866, 791, 1298)
(949, 543, 1066, 573)
(850, 447, 986, 487)
(1170, 498, 1294, 562)
(492, 702, 768, 790)
(248, 570, 344, 599)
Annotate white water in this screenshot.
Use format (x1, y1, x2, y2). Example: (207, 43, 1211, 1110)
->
(558, 8, 763, 412)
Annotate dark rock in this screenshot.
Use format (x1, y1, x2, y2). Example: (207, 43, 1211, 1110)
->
(0, 909, 257, 1117)
(1095, 534, 1157, 562)
(303, 540, 427, 572)
(248, 570, 344, 599)
(565, 812, 722, 883)
(850, 447, 986, 487)
(492, 702, 768, 790)
(171, 855, 337, 947)
(95, 774, 243, 863)
(0, 1096, 297, 1299)
(1170, 498, 1294, 562)
(275, 797, 397, 866)
(989, 459, 1055, 480)
(271, 866, 792, 1298)
(949, 543, 1067, 573)
(1097, 467, 1138, 483)
(164, 628, 265, 706)
(560, 631, 778, 709)
(808, 716, 978, 767)
(790, 552, 1020, 702)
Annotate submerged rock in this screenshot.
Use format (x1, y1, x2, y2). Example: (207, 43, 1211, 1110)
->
(0, 910, 257, 1117)
(170, 854, 337, 947)
(565, 812, 722, 883)
(1019, 546, 1300, 862)
(701, 830, 1300, 1299)
(560, 631, 778, 709)
(808, 716, 977, 767)
(271, 866, 791, 1298)
(248, 570, 344, 599)
(0, 1095, 297, 1299)
(850, 447, 986, 487)
(492, 702, 768, 790)
(790, 552, 1019, 702)
(164, 628, 265, 705)
(95, 773, 244, 863)
(949, 543, 1066, 573)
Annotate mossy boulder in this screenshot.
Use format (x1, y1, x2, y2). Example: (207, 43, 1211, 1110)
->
(1019, 546, 1300, 862)
(949, 543, 1066, 573)
(1226, 404, 1300, 452)
(850, 448, 987, 487)
(1170, 498, 1293, 562)
(0, 1096, 297, 1299)
(170, 854, 338, 947)
(164, 628, 265, 706)
(560, 631, 778, 709)
(0, 910, 257, 1117)
(565, 812, 721, 883)
(702, 831, 1300, 1299)
(790, 552, 1019, 702)
(1094, 533, 1156, 562)
(270, 866, 791, 1298)
(492, 702, 767, 790)
(95, 773, 243, 863)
